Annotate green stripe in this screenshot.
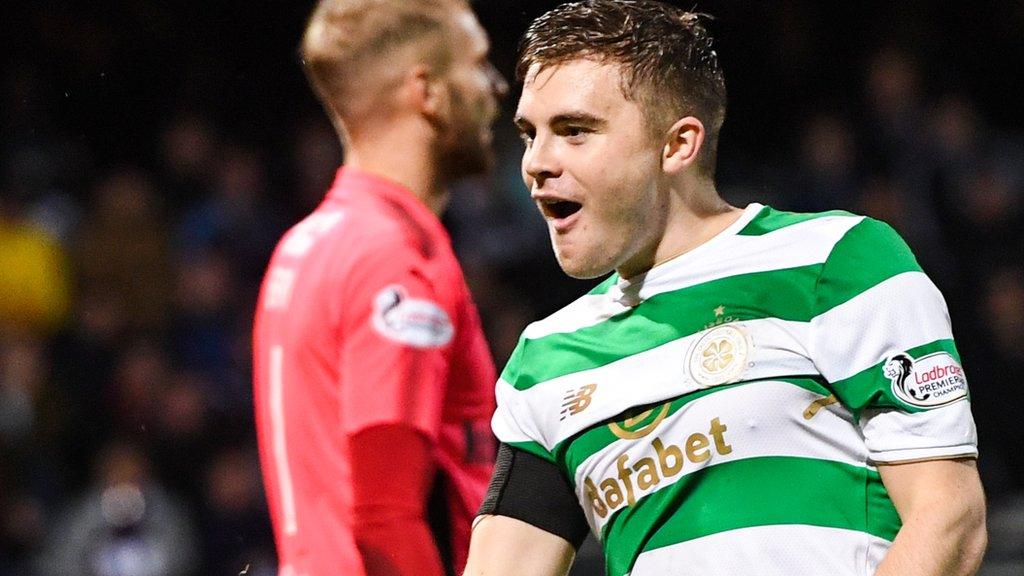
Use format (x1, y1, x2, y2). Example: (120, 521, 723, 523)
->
(558, 377, 831, 479)
(831, 338, 963, 414)
(814, 218, 922, 315)
(500, 265, 821, 389)
(589, 273, 620, 295)
(502, 217, 922, 391)
(600, 456, 900, 576)
(738, 206, 855, 236)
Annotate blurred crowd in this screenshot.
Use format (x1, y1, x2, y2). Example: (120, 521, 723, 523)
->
(1, 1, 1022, 575)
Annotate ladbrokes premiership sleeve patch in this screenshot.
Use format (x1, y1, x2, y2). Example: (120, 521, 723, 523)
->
(371, 284, 454, 349)
(883, 351, 968, 409)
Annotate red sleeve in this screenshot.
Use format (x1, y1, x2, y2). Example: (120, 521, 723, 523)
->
(338, 241, 453, 438)
(350, 424, 444, 576)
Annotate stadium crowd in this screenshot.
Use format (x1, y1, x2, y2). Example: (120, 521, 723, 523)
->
(1, 1, 1021, 574)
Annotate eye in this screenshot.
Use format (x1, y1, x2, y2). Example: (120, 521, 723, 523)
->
(518, 130, 535, 146)
(559, 125, 591, 143)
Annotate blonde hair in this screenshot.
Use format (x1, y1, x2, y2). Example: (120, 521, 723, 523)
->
(301, 0, 468, 125)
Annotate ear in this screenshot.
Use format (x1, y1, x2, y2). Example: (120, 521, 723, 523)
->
(661, 116, 705, 175)
(404, 63, 448, 125)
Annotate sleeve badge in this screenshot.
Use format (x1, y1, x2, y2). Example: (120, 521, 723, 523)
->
(371, 285, 454, 349)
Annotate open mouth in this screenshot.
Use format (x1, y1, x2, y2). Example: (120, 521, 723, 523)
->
(540, 199, 583, 220)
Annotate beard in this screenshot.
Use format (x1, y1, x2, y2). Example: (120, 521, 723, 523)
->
(434, 88, 494, 181)
(436, 131, 492, 180)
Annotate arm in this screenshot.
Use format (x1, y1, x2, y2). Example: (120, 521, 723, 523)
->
(339, 245, 454, 574)
(874, 458, 987, 576)
(464, 444, 591, 576)
(350, 424, 444, 576)
(805, 219, 984, 573)
(464, 515, 575, 576)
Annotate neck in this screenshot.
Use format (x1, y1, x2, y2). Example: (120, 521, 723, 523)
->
(619, 179, 742, 280)
(342, 116, 449, 215)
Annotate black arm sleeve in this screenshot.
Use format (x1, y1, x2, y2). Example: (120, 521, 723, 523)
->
(477, 443, 590, 550)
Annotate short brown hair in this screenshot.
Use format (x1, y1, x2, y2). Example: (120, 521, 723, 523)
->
(301, 0, 468, 125)
(517, 0, 727, 176)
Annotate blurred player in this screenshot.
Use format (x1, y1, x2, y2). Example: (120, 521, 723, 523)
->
(465, 1, 986, 575)
(252, 1, 505, 575)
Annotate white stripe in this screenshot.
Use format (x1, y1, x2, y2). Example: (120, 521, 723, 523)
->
(620, 213, 862, 303)
(497, 318, 816, 450)
(491, 377, 542, 446)
(628, 525, 889, 576)
(574, 381, 868, 534)
(269, 346, 298, 535)
(808, 270, 978, 467)
(522, 293, 630, 340)
(810, 271, 952, 383)
(861, 401, 978, 462)
(497, 229, 957, 457)
(522, 211, 862, 339)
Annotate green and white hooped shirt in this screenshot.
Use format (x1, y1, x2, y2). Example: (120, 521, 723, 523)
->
(492, 204, 977, 576)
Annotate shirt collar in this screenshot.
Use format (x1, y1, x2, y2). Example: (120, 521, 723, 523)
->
(326, 166, 447, 239)
(610, 203, 765, 307)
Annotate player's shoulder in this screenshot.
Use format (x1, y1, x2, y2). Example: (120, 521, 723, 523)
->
(270, 204, 349, 262)
(268, 200, 425, 281)
(323, 193, 439, 263)
(361, 193, 443, 261)
(795, 210, 924, 314)
(740, 205, 911, 258)
(738, 204, 865, 240)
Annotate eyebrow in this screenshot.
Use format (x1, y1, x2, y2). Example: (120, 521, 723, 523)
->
(514, 111, 607, 132)
(551, 112, 606, 128)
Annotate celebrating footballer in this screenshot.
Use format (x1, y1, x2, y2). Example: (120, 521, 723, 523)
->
(466, 1, 986, 575)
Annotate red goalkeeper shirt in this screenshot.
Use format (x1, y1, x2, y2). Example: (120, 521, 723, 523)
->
(253, 167, 496, 576)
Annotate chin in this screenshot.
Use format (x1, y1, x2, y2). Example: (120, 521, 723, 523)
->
(554, 250, 613, 280)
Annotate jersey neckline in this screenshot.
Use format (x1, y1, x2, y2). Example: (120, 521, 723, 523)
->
(326, 166, 449, 241)
(610, 203, 765, 306)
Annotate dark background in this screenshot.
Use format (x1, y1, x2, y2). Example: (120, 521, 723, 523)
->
(1, 1, 1022, 575)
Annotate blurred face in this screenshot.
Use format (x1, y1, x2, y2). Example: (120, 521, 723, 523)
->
(515, 60, 666, 279)
(436, 10, 507, 178)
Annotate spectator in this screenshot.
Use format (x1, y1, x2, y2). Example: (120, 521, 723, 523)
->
(788, 113, 863, 212)
(35, 441, 199, 576)
(0, 195, 71, 336)
(198, 447, 273, 576)
(156, 113, 220, 211)
(0, 2, 1019, 574)
(77, 169, 173, 335)
(175, 143, 285, 286)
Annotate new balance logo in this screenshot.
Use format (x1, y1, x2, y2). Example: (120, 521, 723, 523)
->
(560, 384, 597, 420)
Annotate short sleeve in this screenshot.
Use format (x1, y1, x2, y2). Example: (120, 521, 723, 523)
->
(338, 240, 454, 439)
(809, 218, 977, 463)
(491, 338, 555, 463)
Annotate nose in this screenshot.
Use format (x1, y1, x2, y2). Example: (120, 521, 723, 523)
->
(522, 134, 559, 188)
(488, 64, 508, 99)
